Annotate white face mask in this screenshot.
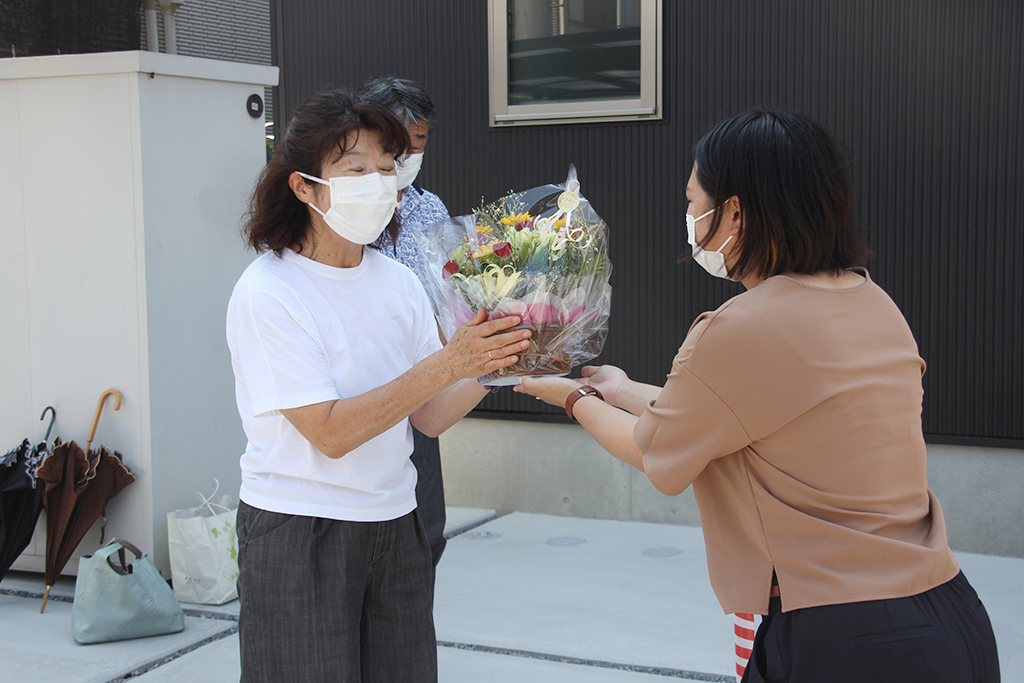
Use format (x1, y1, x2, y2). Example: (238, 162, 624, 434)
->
(297, 172, 398, 245)
(395, 152, 424, 190)
(686, 207, 734, 280)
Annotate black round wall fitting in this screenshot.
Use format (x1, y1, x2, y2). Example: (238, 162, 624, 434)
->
(246, 94, 264, 118)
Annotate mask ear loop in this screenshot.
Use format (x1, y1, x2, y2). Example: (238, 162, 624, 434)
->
(690, 206, 717, 252)
(694, 202, 733, 250)
(295, 171, 329, 186)
(714, 198, 742, 254)
(693, 206, 717, 222)
(296, 172, 330, 218)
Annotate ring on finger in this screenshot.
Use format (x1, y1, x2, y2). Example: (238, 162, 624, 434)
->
(487, 350, 494, 360)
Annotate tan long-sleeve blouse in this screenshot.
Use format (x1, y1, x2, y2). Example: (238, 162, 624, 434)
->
(634, 270, 959, 615)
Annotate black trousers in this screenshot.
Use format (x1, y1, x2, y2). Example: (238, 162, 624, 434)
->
(742, 571, 999, 683)
(411, 427, 446, 568)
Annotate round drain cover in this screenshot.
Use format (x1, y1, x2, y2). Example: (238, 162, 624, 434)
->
(468, 531, 500, 540)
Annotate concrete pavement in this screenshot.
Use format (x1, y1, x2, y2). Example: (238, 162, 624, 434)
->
(2, 508, 1021, 682)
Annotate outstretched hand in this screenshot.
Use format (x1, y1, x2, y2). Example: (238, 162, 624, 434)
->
(514, 375, 584, 408)
(442, 309, 533, 381)
(580, 365, 630, 405)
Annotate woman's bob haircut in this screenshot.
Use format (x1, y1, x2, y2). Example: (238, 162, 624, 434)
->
(243, 88, 410, 254)
(693, 109, 868, 281)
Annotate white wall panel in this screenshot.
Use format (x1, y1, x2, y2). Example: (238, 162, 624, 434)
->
(0, 81, 33, 443)
(1, 51, 277, 577)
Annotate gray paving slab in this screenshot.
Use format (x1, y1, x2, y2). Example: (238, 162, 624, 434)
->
(434, 512, 738, 679)
(0, 591, 234, 683)
(124, 636, 722, 683)
(3, 508, 1022, 682)
(437, 644, 717, 682)
(132, 632, 241, 682)
(434, 512, 1024, 680)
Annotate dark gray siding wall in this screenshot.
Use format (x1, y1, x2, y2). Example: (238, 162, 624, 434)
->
(141, 0, 270, 66)
(141, 0, 274, 126)
(1, 0, 139, 56)
(272, 0, 1023, 447)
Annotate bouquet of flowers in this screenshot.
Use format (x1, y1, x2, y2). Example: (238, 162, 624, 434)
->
(411, 166, 612, 385)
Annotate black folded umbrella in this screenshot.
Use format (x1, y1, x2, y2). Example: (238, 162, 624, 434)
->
(0, 407, 55, 581)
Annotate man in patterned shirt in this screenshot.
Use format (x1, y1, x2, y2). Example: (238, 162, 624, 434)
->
(360, 76, 451, 572)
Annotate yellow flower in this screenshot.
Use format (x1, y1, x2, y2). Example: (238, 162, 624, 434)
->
(500, 212, 534, 227)
(472, 244, 495, 258)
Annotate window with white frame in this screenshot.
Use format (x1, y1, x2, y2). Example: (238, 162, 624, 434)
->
(488, 0, 662, 126)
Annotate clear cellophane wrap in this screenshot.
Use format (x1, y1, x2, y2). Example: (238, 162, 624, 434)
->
(411, 166, 612, 385)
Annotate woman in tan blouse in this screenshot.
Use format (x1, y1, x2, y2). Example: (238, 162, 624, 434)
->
(517, 110, 999, 683)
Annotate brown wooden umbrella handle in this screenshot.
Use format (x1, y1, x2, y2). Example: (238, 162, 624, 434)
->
(86, 389, 122, 454)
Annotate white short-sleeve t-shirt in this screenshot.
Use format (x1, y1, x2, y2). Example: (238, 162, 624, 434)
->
(226, 247, 443, 522)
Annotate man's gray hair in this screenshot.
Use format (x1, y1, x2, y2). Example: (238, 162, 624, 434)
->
(358, 76, 435, 127)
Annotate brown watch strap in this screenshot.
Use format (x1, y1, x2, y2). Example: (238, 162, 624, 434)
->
(565, 386, 604, 421)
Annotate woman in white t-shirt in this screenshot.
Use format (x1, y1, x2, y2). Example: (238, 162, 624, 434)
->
(225, 88, 531, 683)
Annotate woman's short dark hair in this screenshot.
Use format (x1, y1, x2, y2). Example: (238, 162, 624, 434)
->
(693, 109, 868, 280)
(243, 88, 410, 254)
(358, 76, 435, 127)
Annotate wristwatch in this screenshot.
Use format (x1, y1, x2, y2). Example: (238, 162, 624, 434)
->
(565, 386, 604, 421)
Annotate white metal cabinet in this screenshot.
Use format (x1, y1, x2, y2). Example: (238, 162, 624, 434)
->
(0, 51, 277, 578)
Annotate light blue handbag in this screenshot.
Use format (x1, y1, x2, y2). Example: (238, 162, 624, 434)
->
(72, 539, 185, 644)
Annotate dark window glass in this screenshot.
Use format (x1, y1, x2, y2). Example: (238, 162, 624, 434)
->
(508, 0, 642, 106)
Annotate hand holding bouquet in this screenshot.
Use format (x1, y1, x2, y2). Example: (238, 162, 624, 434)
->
(411, 166, 612, 385)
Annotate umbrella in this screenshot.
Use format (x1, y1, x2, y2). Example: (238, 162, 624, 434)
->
(0, 407, 56, 580)
(36, 389, 135, 612)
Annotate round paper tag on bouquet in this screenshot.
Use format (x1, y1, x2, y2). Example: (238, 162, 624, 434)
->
(557, 179, 581, 212)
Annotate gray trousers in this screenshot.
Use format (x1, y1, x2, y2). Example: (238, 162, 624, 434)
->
(410, 428, 446, 568)
(236, 502, 437, 683)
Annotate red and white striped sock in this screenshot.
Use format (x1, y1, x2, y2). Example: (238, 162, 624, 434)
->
(734, 612, 757, 681)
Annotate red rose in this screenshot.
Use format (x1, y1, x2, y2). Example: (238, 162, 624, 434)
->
(442, 261, 459, 279)
(493, 241, 512, 258)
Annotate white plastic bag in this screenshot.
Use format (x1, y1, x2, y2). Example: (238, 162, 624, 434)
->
(167, 479, 239, 605)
